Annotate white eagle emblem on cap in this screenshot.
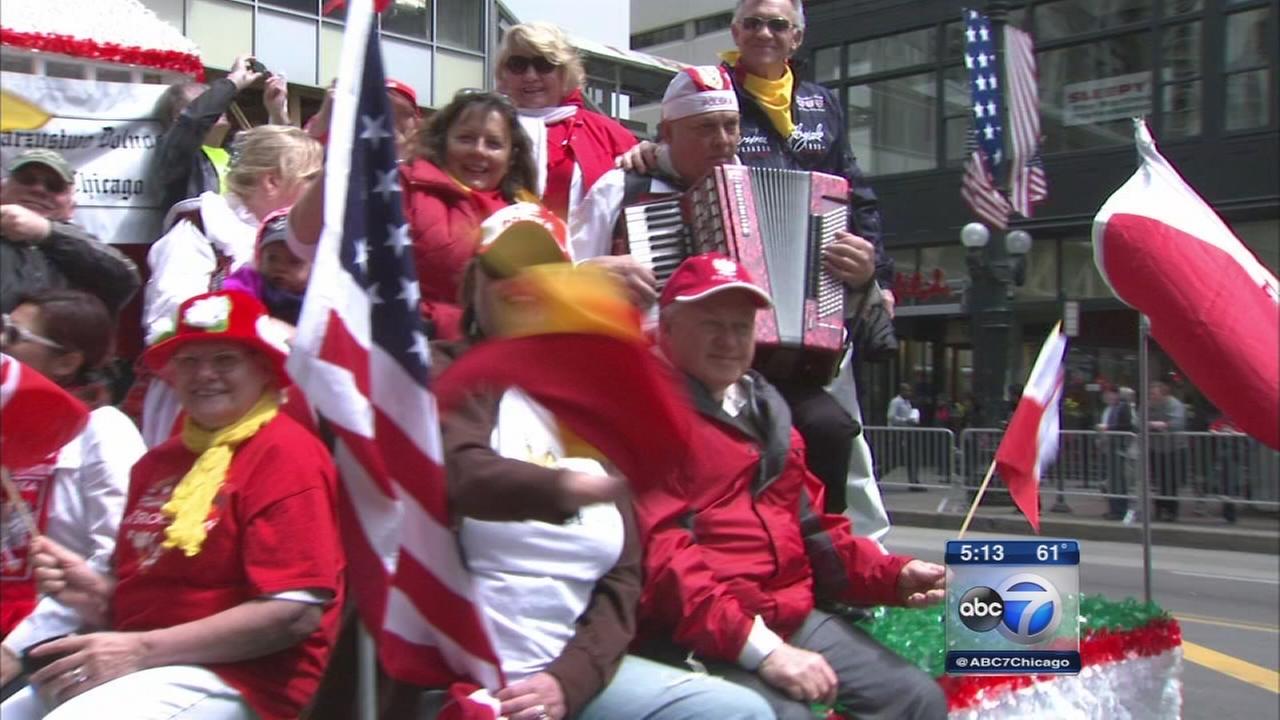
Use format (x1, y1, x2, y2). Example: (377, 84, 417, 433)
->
(712, 257, 739, 278)
(693, 66, 726, 91)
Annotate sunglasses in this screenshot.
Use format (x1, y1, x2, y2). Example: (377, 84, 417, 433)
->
(740, 16, 797, 33)
(504, 55, 559, 75)
(12, 170, 69, 194)
(0, 314, 66, 351)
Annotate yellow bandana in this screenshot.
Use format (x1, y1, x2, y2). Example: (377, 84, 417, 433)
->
(162, 392, 279, 557)
(721, 49, 797, 140)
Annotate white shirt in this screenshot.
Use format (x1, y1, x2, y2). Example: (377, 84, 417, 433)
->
(3, 406, 144, 653)
(458, 389, 624, 682)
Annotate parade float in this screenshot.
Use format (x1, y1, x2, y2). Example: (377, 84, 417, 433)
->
(837, 595, 1183, 719)
(1, 0, 203, 357)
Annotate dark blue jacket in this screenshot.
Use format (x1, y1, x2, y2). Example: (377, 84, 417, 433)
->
(722, 62, 892, 285)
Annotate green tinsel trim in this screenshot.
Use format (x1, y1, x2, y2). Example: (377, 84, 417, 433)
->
(852, 594, 1170, 679)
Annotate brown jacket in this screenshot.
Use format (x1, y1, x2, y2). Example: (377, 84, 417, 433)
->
(435, 340, 641, 718)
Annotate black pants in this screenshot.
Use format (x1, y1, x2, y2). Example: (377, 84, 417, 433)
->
(774, 381, 859, 514)
(1151, 449, 1186, 520)
(648, 610, 946, 720)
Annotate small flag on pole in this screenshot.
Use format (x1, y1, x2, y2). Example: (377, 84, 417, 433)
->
(993, 323, 1067, 532)
(1093, 120, 1280, 449)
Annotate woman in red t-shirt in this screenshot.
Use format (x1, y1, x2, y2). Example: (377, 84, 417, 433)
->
(9, 290, 343, 720)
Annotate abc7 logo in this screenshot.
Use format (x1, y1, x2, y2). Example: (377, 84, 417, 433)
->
(957, 573, 1063, 645)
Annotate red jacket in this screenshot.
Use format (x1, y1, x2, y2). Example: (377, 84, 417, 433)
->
(400, 159, 510, 340)
(633, 371, 910, 663)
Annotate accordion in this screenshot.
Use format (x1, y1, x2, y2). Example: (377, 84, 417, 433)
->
(624, 165, 850, 380)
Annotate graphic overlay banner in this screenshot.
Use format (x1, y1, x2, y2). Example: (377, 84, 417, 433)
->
(0, 71, 168, 246)
(946, 539, 1081, 675)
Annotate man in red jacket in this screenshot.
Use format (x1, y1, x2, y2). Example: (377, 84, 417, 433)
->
(634, 253, 948, 720)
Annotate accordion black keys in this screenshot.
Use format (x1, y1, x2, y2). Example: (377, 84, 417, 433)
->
(624, 165, 850, 379)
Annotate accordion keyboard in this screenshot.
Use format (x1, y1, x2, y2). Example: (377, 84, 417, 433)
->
(623, 199, 691, 289)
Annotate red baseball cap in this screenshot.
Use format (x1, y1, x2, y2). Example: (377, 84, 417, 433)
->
(658, 253, 772, 309)
(385, 79, 420, 115)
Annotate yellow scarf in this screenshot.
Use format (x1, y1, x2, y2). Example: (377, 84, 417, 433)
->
(162, 392, 279, 557)
(721, 49, 797, 140)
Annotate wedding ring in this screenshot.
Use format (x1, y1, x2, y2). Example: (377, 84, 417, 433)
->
(534, 705, 549, 720)
(70, 666, 88, 684)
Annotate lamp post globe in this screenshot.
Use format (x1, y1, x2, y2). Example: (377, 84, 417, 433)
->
(960, 222, 991, 248)
(1005, 229, 1032, 255)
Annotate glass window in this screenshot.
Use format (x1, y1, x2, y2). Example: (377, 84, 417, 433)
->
(1061, 239, 1110, 299)
(44, 60, 85, 79)
(1039, 32, 1152, 153)
(434, 50, 483, 106)
(847, 72, 937, 175)
(256, 10, 318, 86)
(1166, 0, 1203, 15)
(319, 22, 344, 85)
(695, 12, 733, 36)
(944, 10, 1028, 59)
(97, 67, 134, 83)
(381, 37, 432, 107)
(146, 0, 185, 31)
(1161, 22, 1201, 138)
(632, 23, 685, 49)
(813, 45, 841, 83)
(1231, 220, 1280, 275)
(0, 55, 33, 73)
(1012, 239, 1059, 301)
(188, 0, 254, 70)
(1036, 0, 1153, 41)
(381, 0, 429, 39)
(847, 27, 936, 78)
(1224, 8, 1274, 130)
(942, 66, 971, 165)
(262, 0, 317, 13)
(437, 0, 482, 50)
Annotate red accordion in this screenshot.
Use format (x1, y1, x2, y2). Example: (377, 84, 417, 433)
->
(624, 165, 850, 380)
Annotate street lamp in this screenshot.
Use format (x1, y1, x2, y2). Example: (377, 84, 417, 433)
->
(961, 223, 1032, 428)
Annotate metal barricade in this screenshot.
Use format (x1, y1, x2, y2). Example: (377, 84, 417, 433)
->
(1177, 431, 1280, 514)
(862, 426, 956, 490)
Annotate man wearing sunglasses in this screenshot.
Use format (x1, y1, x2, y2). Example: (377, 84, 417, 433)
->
(0, 149, 140, 316)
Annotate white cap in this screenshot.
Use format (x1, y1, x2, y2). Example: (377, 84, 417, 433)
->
(661, 65, 739, 122)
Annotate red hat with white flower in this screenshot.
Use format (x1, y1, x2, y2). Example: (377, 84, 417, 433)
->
(142, 290, 291, 385)
(661, 65, 739, 122)
(476, 202, 572, 278)
(659, 252, 773, 309)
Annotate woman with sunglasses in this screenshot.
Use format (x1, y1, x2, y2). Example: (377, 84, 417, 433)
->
(496, 22, 638, 224)
(0, 290, 145, 694)
(4, 290, 343, 720)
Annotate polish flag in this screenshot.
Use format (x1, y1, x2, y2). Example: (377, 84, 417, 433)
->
(1093, 121, 1280, 450)
(994, 323, 1067, 533)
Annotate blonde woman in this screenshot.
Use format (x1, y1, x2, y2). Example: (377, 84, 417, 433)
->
(140, 126, 321, 445)
(496, 22, 637, 223)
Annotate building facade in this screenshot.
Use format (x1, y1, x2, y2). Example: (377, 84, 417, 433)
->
(794, 0, 1278, 425)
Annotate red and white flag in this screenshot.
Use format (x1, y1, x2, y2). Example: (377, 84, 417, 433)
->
(993, 323, 1067, 533)
(286, 0, 502, 697)
(1, 354, 88, 470)
(1093, 121, 1280, 450)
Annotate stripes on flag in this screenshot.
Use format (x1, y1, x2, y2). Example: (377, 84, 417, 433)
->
(1005, 25, 1047, 218)
(962, 147, 1012, 230)
(960, 9, 1048, 227)
(286, 0, 503, 691)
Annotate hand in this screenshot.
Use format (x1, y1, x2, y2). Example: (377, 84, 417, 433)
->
(305, 81, 337, 140)
(30, 632, 150, 706)
(614, 141, 660, 174)
(897, 559, 946, 607)
(494, 672, 567, 720)
(226, 54, 265, 91)
(556, 471, 625, 513)
(881, 288, 896, 318)
(0, 204, 53, 243)
(1149, 421, 1169, 431)
(583, 255, 657, 309)
(31, 536, 112, 625)
(263, 74, 290, 125)
(1, 644, 20, 686)
(823, 231, 875, 288)
(758, 643, 838, 706)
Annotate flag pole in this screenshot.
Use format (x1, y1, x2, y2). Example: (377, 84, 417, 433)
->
(958, 458, 999, 538)
(357, 625, 377, 720)
(1138, 314, 1154, 604)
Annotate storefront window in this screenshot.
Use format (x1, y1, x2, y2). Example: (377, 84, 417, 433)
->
(1061, 239, 1112, 299)
(1231, 219, 1280, 275)
(1013, 240, 1059, 301)
(813, 45, 841, 83)
(942, 66, 970, 165)
(1224, 7, 1274, 131)
(262, 0, 316, 13)
(1039, 32, 1152, 152)
(1035, 0, 1153, 41)
(847, 72, 937, 174)
(847, 27, 935, 77)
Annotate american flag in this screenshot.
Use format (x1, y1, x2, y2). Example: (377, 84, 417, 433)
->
(960, 9, 1047, 227)
(286, 0, 503, 691)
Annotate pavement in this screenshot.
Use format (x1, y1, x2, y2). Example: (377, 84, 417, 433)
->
(875, 477, 1280, 554)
